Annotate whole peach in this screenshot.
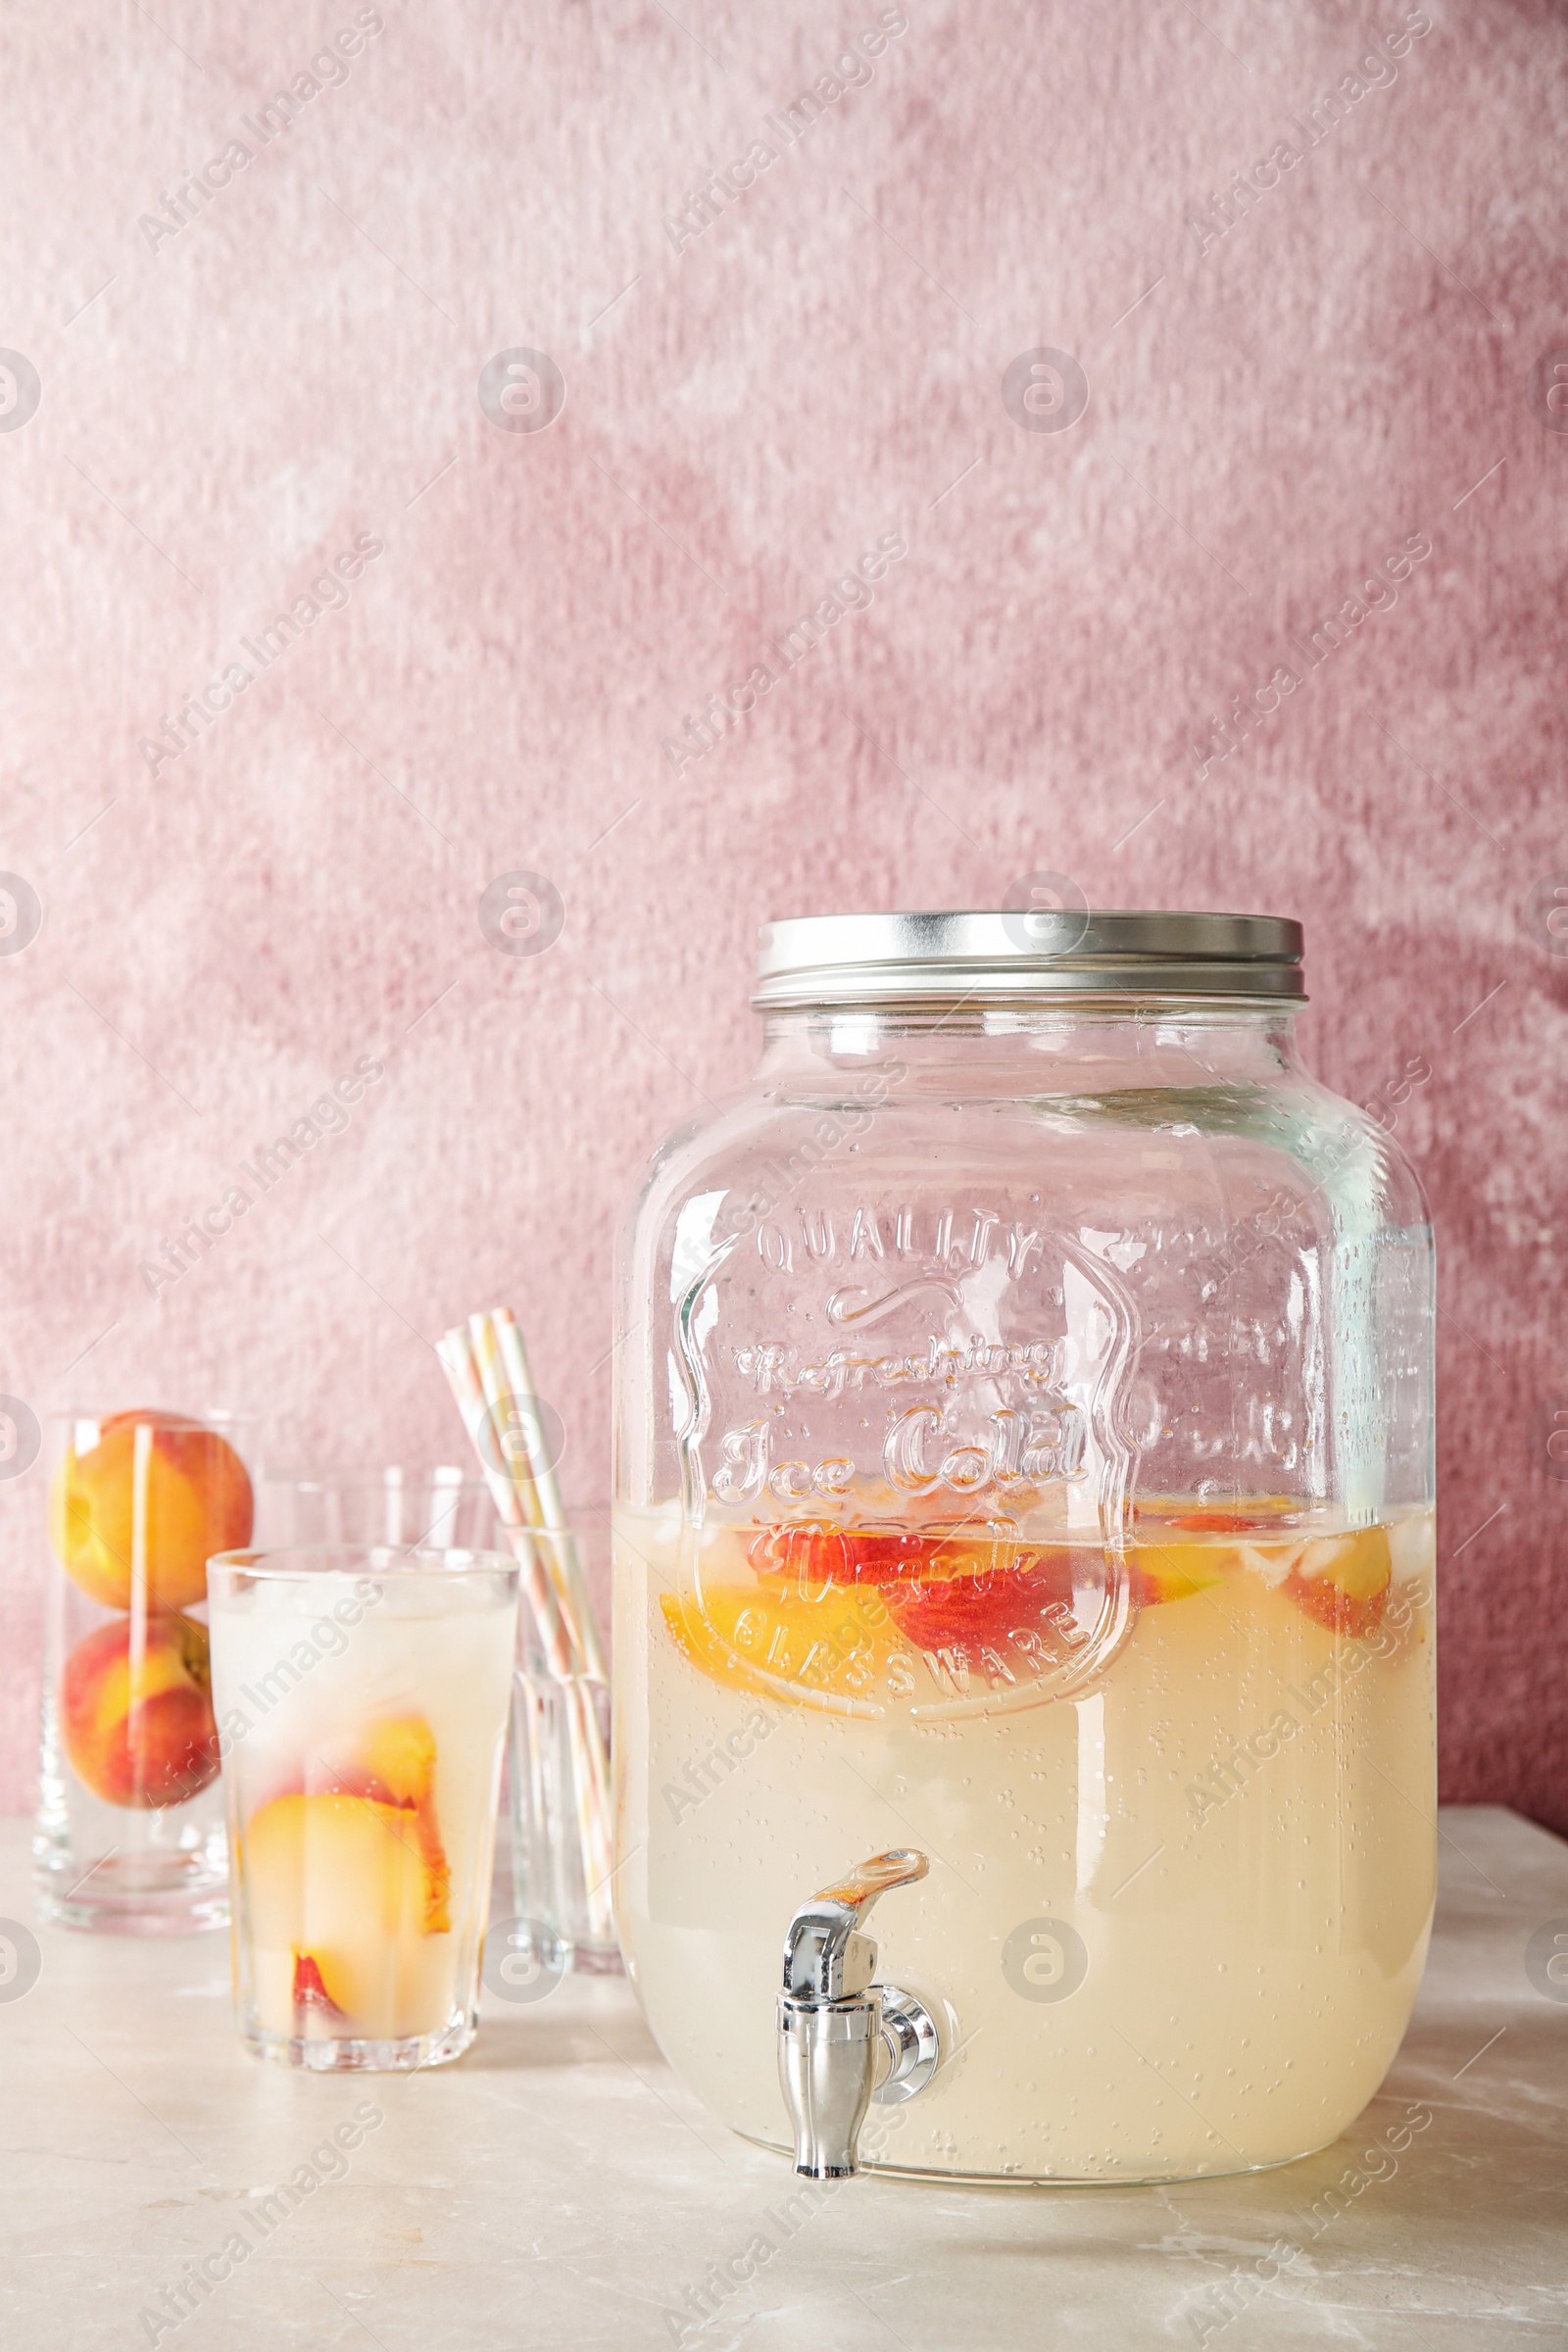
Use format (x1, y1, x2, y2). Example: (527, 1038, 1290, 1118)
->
(61, 1612, 221, 1808)
(49, 1410, 253, 1612)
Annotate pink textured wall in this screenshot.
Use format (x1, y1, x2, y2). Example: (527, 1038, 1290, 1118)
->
(0, 0, 1564, 1825)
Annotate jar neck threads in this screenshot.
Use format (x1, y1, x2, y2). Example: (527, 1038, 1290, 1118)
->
(756, 1003, 1306, 1092)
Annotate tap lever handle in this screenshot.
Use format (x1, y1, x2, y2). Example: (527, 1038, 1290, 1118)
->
(814, 1848, 930, 1914)
(781, 1848, 929, 2004)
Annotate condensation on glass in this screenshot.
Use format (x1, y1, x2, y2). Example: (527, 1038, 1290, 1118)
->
(612, 911, 1437, 2183)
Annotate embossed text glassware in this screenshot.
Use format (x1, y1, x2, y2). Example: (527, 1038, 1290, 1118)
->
(612, 910, 1437, 2183)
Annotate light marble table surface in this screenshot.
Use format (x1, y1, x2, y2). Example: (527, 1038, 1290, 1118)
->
(1, 1806, 1565, 2352)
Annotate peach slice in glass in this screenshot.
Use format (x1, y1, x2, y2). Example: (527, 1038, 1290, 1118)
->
(243, 1790, 451, 2039)
(313, 1713, 451, 1932)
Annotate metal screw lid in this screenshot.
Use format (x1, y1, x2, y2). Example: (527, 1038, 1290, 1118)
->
(753, 909, 1305, 1009)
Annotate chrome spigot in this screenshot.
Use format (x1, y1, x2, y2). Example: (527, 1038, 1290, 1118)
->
(776, 1848, 940, 2179)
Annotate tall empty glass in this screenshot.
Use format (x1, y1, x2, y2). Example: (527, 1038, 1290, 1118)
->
(507, 1522, 618, 1973)
(208, 1546, 517, 2070)
(256, 1465, 496, 1550)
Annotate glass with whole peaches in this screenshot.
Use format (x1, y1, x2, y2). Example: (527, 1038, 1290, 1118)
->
(206, 1545, 517, 2070)
(37, 1409, 254, 1934)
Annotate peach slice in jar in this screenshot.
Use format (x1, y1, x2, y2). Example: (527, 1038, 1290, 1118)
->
(1134, 1502, 1396, 1637)
(1283, 1526, 1392, 1637)
(661, 1574, 899, 1702)
(870, 1530, 1081, 1665)
(666, 1522, 1098, 1697)
(1130, 1499, 1298, 1608)
(1129, 1535, 1232, 1607)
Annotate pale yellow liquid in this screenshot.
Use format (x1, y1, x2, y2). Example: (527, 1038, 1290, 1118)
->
(612, 1502, 1436, 2181)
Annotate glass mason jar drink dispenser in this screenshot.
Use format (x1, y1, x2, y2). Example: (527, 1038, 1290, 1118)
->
(612, 911, 1436, 2184)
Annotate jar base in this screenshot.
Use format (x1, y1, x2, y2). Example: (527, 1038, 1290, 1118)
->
(566, 1939, 625, 1977)
(737, 2128, 1342, 2189)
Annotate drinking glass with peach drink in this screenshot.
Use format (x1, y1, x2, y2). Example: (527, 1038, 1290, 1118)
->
(207, 1546, 517, 2070)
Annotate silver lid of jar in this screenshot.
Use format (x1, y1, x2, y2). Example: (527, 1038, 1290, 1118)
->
(753, 909, 1305, 1008)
